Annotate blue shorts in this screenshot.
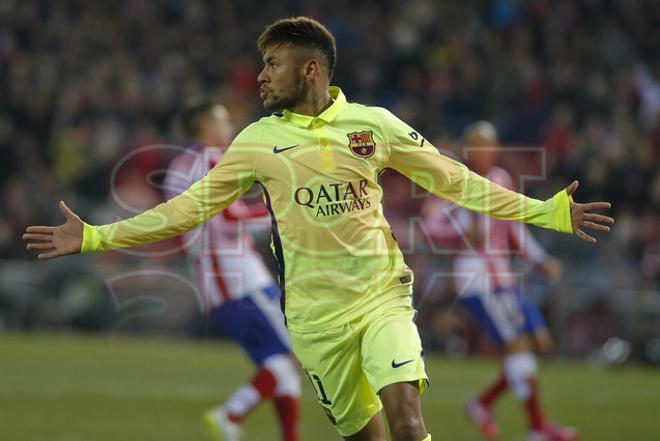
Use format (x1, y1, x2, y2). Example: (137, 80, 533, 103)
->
(459, 288, 546, 345)
(209, 284, 291, 364)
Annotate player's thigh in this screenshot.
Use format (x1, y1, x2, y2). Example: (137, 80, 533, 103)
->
(361, 305, 428, 396)
(520, 295, 548, 334)
(289, 324, 382, 438)
(519, 296, 553, 355)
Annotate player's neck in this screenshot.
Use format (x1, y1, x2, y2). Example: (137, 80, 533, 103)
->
(288, 87, 332, 117)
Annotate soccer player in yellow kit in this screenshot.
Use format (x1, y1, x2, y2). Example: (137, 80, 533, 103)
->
(24, 17, 614, 441)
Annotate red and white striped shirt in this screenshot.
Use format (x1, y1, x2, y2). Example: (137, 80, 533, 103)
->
(164, 145, 274, 309)
(422, 166, 547, 295)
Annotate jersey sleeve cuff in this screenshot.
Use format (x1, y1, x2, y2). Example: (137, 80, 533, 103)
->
(551, 190, 574, 234)
(81, 222, 102, 253)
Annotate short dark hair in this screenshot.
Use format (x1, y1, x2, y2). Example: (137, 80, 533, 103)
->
(179, 98, 219, 139)
(257, 17, 337, 80)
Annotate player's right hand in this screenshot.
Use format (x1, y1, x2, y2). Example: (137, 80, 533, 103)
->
(23, 201, 83, 260)
(565, 180, 614, 243)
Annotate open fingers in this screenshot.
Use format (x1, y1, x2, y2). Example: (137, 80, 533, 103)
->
(25, 226, 56, 234)
(583, 201, 612, 211)
(584, 213, 614, 225)
(575, 228, 596, 244)
(38, 250, 61, 260)
(23, 233, 53, 242)
(583, 221, 610, 232)
(59, 201, 77, 221)
(565, 180, 579, 196)
(27, 242, 55, 251)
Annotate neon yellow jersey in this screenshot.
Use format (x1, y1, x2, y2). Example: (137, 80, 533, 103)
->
(82, 87, 573, 332)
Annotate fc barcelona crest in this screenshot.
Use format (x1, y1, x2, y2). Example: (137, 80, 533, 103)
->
(347, 130, 376, 158)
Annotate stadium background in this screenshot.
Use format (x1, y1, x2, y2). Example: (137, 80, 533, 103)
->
(1, 0, 659, 440)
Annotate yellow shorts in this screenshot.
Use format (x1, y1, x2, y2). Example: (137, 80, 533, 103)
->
(289, 304, 428, 437)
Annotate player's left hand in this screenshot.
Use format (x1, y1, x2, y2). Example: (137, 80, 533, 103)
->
(565, 180, 614, 244)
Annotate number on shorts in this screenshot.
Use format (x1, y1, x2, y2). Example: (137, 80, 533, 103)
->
(306, 371, 332, 405)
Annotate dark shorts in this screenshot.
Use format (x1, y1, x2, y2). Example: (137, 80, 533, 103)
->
(209, 284, 291, 364)
(459, 288, 546, 345)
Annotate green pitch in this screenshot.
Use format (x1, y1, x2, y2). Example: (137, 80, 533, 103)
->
(1, 333, 657, 441)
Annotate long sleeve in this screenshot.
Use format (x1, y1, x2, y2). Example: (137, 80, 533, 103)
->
(81, 125, 262, 252)
(374, 108, 573, 234)
(161, 147, 205, 250)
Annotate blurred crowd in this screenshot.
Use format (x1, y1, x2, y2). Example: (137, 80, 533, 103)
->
(1, 0, 659, 356)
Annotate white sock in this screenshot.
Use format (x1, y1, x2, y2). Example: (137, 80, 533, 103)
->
(503, 352, 537, 400)
(263, 354, 301, 398)
(224, 383, 260, 417)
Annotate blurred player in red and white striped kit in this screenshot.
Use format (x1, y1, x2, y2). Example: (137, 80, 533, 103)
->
(422, 121, 578, 441)
(163, 99, 300, 441)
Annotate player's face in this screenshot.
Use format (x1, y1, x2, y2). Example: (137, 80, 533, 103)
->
(257, 44, 307, 112)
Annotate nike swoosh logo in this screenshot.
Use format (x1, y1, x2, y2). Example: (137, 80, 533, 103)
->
(273, 144, 299, 154)
(391, 359, 415, 369)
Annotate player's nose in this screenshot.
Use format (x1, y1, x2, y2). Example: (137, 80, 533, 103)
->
(257, 68, 268, 84)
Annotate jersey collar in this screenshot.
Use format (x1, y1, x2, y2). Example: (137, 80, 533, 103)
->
(282, 86, 346, 128)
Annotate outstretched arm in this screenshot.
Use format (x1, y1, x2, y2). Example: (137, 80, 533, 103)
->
(23, 126, 262, 259)
(375, 108, 614, 242)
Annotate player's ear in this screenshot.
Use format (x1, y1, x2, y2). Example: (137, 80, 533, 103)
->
(303, 58, 321, 79)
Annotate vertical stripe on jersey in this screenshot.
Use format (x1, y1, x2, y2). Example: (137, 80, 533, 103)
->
(210, 243, 232, 301)
(258, 183, 286, 319)
(207, 157, 231, 301)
